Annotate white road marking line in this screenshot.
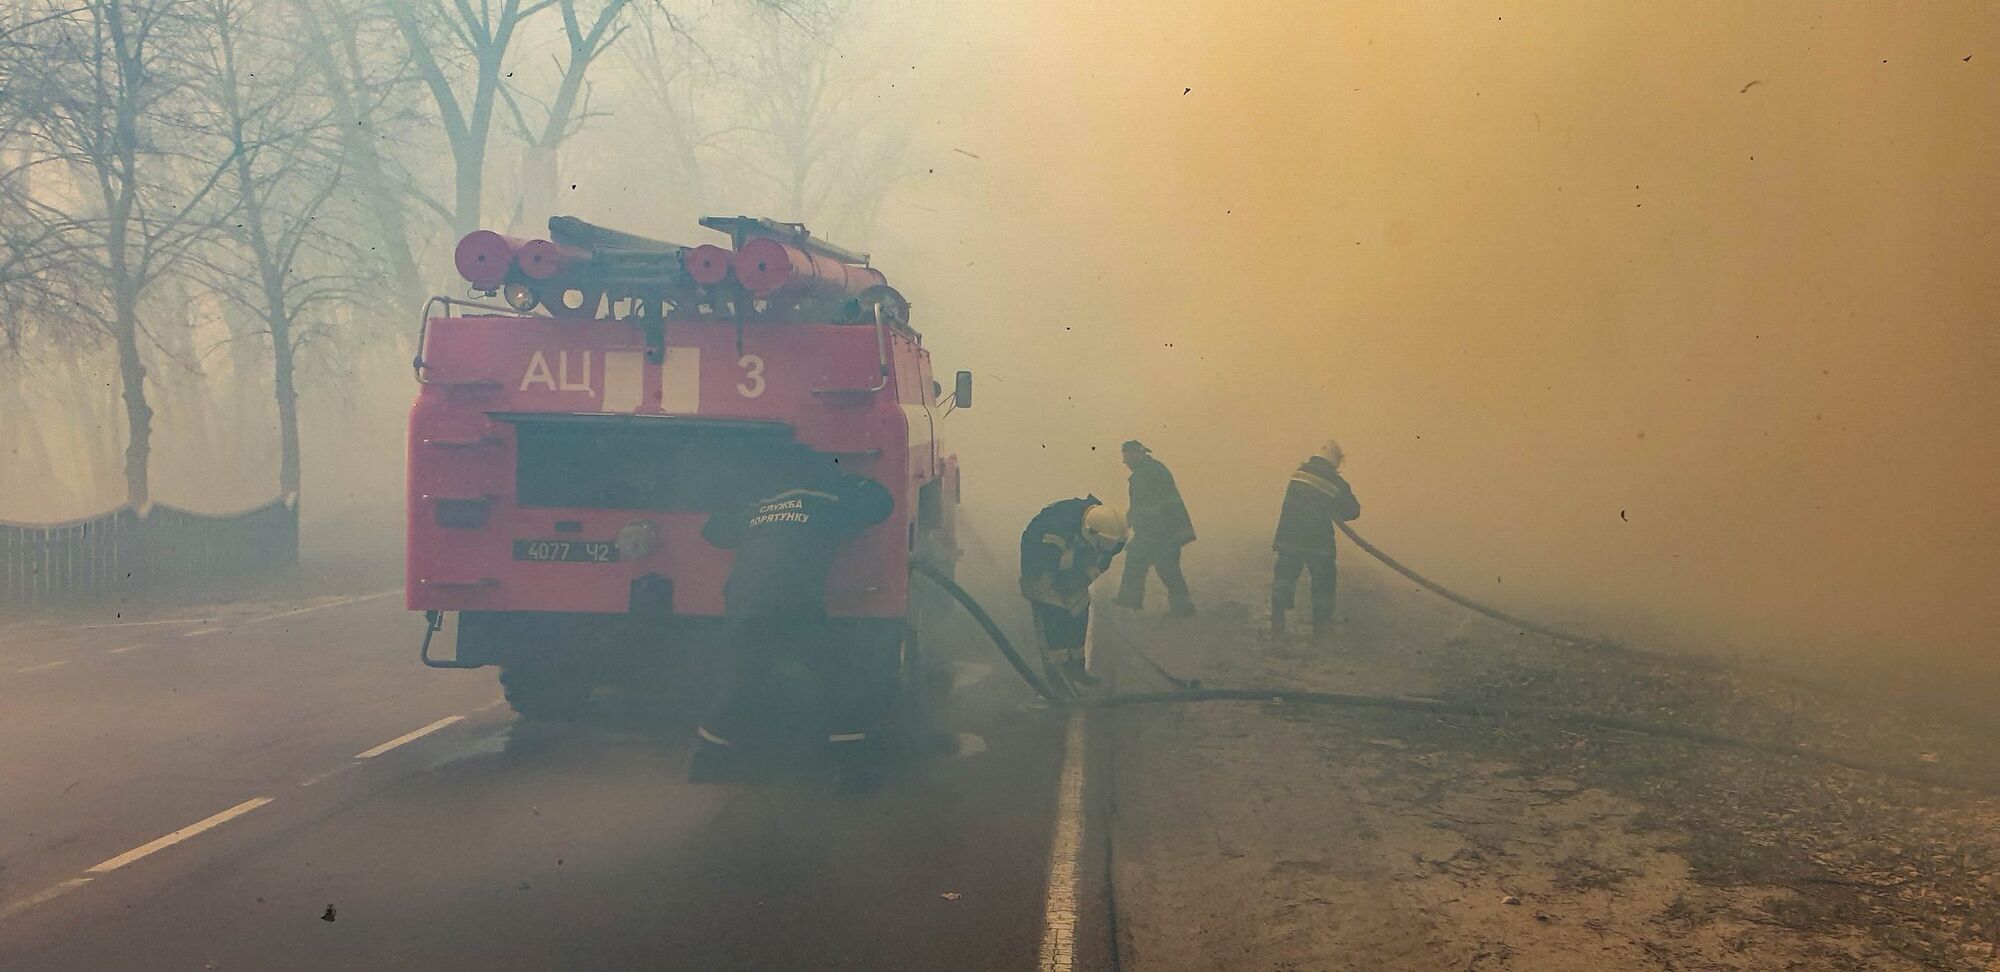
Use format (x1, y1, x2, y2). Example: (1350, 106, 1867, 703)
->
(298, 764, 357, 788)
(354, 715, 464, 760)
(0, 878, 93, 921)
(476, 697, 508, 712)
(15, 660, 69, 674)
(179, 626, 226, 639)
(108, 643, 149, 655)
(239, 589, 398, 627)
(1038, 713, 1086, 972)
(86, 797, 273, 874)
(69, 617, 208, 631)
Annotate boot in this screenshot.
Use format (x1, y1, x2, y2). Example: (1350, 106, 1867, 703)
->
(1268, 606, 1288, 639)
(1043, 662, 1078, 700)
(1064, 659, 1101, 688)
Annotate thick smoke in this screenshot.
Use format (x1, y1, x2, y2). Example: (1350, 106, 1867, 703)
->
(881, 1, 1999, 686)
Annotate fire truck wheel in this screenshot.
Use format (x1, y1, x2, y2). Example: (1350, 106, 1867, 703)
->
(499, 663, 595, 720)
(897, 610, 953, 713)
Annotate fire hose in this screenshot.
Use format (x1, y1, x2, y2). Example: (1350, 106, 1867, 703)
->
(1334, 521, 1600, 647)
(907, 557, 1992, 794)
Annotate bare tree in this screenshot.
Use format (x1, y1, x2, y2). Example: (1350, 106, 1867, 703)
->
(736, 0, 838, 219)
(0, 0, 240, 509)
(389, 0, 527, 238)
(0, 9, 96, 353)
(728, 0, 916, 245)
(616, 2, 726, 210)
(391, 0, 640, 240)
(192, 0, 364, 504)
(289, 0, 430, 307)
(499, 0, 634, 232)
(0, 176, 99, 357)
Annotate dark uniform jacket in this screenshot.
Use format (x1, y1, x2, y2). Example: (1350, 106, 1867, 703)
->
(1020, 496, 1123, 614)
(703, 474, 895, 618)
(1126, 455, 1196, 555)
(1272, 456, 1361, 555)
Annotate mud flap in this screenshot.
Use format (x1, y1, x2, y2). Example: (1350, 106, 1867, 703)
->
(629, 573, 674, 629)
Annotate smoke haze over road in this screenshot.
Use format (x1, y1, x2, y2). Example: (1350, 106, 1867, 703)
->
(882, 1, 1997, 684)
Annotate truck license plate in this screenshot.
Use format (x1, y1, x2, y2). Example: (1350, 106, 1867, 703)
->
(513, 539, 620, 563)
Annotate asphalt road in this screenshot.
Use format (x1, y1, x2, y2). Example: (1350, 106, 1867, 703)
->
(0, 584, 1114, 970)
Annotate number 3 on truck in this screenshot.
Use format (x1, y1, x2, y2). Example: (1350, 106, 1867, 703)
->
(737, 354, 766, 398)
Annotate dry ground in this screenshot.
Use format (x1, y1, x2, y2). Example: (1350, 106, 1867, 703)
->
(1095, 556, 2000, 971)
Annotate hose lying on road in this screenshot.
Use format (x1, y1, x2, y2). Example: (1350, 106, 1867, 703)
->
(909, 563, 1995, 796)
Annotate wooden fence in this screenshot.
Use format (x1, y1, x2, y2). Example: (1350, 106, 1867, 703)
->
(0, 498, 298, 606)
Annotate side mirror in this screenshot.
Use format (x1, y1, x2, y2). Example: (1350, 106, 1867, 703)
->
(954, 370, 973, 409)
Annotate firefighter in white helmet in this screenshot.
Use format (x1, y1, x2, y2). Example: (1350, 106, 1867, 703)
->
(1271, 439, 1361, 641)
(1019, 495, 1128, 696)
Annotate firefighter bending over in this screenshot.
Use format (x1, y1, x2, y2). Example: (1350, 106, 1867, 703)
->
(1271, 440, 1361, 641)
(689, 450, 895, 784)
(1020, 495, 1128, 696)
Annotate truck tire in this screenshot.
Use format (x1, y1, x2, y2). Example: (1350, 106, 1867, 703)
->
(499, 663, 594, 720)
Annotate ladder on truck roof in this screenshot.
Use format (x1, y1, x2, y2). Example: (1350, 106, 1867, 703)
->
(697, 215, 871, 266)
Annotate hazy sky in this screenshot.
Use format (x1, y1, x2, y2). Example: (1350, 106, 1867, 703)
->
(882, 1, 1998, 678)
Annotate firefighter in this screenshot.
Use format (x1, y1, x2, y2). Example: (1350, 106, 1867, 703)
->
(688, 450, 896, 784)
(1271, 440, 1362, 641)
(1020, 495, 1128, 696)
(1113, 440, 1197, 616)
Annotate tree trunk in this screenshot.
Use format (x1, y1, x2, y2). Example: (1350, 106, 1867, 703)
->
(271, 330, 300, 500)
(103, 3, 153, 512)
(112, 282, 152, 511)
(251, 212, 301, 501)
(455, 148, 484, 239)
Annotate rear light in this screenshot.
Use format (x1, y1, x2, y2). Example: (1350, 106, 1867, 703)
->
(432, 497, 491, 529)
(502, 281, 538, 312)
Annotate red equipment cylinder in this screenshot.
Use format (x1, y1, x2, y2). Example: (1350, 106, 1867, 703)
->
(453, 230, 526, 291)
(514, 238, 591, 280)
(687, 244, 733, 286)
(732, 237, 886, 300)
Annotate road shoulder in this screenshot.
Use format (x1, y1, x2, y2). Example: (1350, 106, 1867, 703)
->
(1096, 562, 2000, 970)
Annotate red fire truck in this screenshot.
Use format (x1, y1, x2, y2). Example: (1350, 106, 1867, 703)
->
(408, 216, 969, 719)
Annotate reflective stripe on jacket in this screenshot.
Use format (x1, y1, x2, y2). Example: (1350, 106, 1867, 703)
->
(1272, 456, 1360, 554)
(1020, 497, 1120, 614)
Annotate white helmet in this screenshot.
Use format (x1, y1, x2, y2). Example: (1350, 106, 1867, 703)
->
(1317, 439, 1344, 468)
(1081, 504, 1129, 552)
